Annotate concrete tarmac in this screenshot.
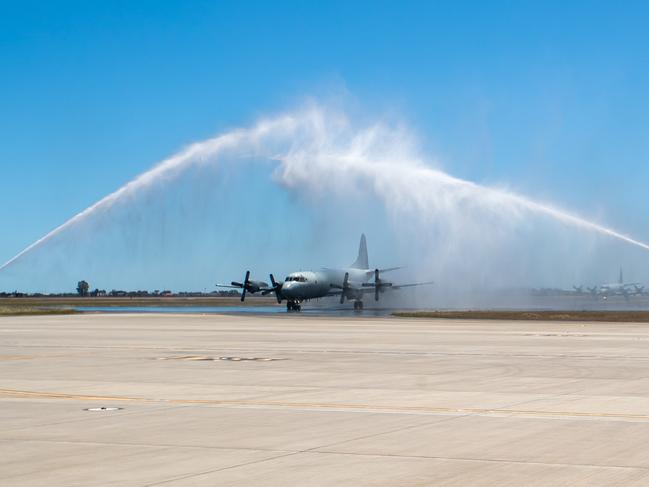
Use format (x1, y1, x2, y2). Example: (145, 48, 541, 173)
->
(3, 313, 649, 485)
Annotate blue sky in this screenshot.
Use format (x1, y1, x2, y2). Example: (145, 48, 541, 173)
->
(1, 1, 648, 291)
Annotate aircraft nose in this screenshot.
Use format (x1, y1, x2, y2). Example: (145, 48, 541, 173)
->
(282, 281, 297, 297)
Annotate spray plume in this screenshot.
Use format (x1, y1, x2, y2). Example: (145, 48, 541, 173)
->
(2, 103, 648, 273)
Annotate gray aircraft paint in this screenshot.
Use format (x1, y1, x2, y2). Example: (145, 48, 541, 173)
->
(280, 234, 374, 301)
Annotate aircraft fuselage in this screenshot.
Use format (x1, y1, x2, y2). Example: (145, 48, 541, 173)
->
(281, 268, 371, 301)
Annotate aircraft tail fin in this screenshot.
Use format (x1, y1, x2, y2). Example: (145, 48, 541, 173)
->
(351, 234, 369, 269)
(619, 267, 624, 285)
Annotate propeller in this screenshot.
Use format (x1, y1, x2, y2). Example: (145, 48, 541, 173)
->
(230, 270, 252, 302)
(634, 285, 645, 295)
(340, 272, 350, 304)
(375, 268, 393, 301)
(587, 286, 599, 296)
(362, 269, 393, 301)
(220, 271, 270, 301)
(329, 273, 353, 304)
(266, 274, 283, 304)
(573, 285, 583, 294)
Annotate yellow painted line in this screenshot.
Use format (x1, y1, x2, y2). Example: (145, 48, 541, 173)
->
(0, 389, 148, 403)
(2, 388, 649, 420)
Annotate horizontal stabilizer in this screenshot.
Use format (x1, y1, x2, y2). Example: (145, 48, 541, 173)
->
(377, 266, 402, 274)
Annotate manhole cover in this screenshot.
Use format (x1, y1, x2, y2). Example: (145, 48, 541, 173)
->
(84, 407, 123, 412)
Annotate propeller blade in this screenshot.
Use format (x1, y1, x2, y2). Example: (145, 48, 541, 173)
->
(340, 272, 349, 304)
(374, 268, 380, 301)
(269, 274, 282, 304)
(240, 270, 251, 302)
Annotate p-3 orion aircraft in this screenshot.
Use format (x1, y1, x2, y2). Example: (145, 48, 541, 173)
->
(217, 234, 433, 311)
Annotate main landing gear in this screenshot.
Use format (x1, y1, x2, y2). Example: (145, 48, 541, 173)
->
(353, 300, 364, 311)
(287, 301, 302, 312)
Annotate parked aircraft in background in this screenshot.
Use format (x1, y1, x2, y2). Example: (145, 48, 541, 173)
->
(217, 234, 433, 311)
(573, 268, 645, 300)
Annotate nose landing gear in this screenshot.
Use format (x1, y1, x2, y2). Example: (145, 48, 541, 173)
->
(353, 300, 364, 311)
(287, 301, 302, 312)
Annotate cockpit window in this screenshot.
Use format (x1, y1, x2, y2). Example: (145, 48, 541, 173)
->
(285, 275, 307, 282)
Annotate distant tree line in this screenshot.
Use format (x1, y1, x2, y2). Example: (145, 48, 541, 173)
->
(1, 283, 240, 298)
(76, 280, 89, 296)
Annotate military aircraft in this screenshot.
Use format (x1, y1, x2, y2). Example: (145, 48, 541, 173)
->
(217, 234, 433, 311)
(598, 269, 643, 300)
(574, 268, 644, 300)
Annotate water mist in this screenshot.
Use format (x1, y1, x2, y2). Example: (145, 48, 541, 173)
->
(1, 103, 647, 297)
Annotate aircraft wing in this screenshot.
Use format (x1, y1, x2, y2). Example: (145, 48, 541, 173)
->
(325, 289, 344, 297)
(325, 287, 388, 298)
(326, 284, 370, 297)
(328, 281, 434, 296)
(390, 281, 435, 290)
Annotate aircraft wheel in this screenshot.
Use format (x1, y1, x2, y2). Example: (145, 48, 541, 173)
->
(287, 302, 301, 312)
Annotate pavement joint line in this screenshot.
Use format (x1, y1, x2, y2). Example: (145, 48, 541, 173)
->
(304, 411, 471, 455)
(4, 436, 649, 476)
(0, 443, 181, 483)
(0, 437, 294, 454)
(478, 377, 587, 412)
(142, 450, 302, 487)
(304, 449, 649, 471)
(5, 388, 649, 421)
(138, 408, 463, 485)
(141, 405, 649, 487)
(296, 382, 585, 457)
(491, 377, 610, 417)
(143, 414, 471, 486)
(1, 404, 187, 434)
